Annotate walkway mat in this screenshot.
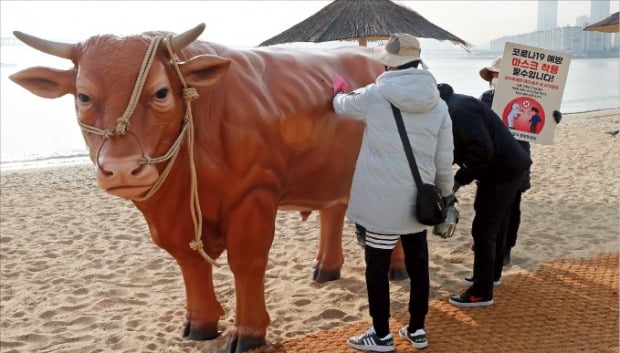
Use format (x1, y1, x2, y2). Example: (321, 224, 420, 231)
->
(251, 252, 619, 353)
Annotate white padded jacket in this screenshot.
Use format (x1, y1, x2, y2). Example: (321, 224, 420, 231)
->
(333, 68, 454, 234)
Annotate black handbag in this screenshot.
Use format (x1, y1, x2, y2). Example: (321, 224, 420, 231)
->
(390, 103, 447, 226)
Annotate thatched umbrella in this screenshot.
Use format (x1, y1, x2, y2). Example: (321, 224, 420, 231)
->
(259, 0, 470, 48)
(584, 12, 619, 33)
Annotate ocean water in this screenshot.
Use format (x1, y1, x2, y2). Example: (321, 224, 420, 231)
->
(1, 44, 619, 170)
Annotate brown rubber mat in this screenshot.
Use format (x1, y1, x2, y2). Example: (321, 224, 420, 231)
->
(251, 253, 619, 353)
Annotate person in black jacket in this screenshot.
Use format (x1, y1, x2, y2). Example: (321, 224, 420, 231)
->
(479, 58, 562, 265)
(437, 83, 532, 307)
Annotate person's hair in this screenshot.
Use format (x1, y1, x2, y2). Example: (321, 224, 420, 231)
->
(385, 60, 421, 71)
(397, 60, 421, 70)
(532, 107, 539, 113)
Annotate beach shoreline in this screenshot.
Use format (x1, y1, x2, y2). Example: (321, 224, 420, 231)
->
(1, 109, 618, 353)
(1, 108, 617, 174)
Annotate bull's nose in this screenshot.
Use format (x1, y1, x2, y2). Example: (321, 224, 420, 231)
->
(96, 157, 159, 199)
(99, 159, 143, 177)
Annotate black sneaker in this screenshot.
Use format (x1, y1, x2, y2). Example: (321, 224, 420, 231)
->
(347, 327, 394, 352)
(463, 276, 501, 286)
(399, 325, 428, 349)
(449, 287, 493, 307)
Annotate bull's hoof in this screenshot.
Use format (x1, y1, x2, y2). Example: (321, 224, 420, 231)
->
(181, 320, 221, 341)
(389, 268, 409, 281)
(312, 267, 341, 283)
(226, 335, 267, 353)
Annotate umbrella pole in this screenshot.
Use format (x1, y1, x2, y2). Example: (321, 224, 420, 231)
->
(358, 38, 367, 47)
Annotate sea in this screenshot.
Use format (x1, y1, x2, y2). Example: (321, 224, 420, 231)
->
(1, 44, 619, 171)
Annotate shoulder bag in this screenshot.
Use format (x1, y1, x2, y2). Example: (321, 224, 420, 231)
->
(390, 103, 446, 226)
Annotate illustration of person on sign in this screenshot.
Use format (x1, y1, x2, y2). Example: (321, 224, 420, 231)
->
(528, 107, 542, 133)
(506, 103, 522, 129)
(502, 97, 545, 133)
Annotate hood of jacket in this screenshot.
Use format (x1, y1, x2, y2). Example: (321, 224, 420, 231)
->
(375, 68, 440, 114)
(437, 83, 454, 102)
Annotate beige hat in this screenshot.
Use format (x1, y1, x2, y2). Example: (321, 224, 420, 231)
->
(479, 57, 502, 82)
(373, 33, 427, 68)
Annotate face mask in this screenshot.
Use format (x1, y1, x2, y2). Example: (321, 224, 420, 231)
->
(490, 77, 498, 90)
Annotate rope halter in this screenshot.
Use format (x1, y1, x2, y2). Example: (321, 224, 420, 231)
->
(77, 35, 219, 267)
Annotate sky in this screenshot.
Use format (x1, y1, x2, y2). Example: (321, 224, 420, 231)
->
(1, 1, 618, 48)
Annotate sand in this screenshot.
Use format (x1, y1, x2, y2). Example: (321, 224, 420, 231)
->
(1, 109, 618, 353)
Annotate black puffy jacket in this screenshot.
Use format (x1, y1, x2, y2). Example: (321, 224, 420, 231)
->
(480, 89, 532, 191)
(437, 84, 531, 186)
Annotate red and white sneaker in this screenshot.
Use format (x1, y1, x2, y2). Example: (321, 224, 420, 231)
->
(449, 287, 493, 307)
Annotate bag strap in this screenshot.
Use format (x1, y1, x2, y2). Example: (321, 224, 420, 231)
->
(390, 103, 424, 188)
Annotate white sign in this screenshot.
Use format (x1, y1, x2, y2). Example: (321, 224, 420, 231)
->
(492, 42, 572, 145)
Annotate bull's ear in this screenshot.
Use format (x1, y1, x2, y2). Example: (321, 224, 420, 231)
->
(9, 67, 75, 99)
(178, 55, 231, 88)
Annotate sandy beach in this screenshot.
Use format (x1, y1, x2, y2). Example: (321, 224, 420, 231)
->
(1, 109, 618, 353)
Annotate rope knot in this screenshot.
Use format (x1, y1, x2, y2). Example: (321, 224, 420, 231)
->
(183, 87, 199, 101)
(189, 239, 204, 251)
(103, 130, 114, 139)
(116, 117, 130, 136)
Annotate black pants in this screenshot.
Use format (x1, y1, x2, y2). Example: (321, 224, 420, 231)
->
(471, 174, 525, 298)
(505, 191, 522, 250)
(363, 228, 428, 337)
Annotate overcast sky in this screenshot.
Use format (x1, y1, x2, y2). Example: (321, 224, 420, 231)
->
(1, 1, 618, 47)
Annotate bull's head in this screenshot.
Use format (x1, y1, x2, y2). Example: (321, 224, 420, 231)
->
(10, 24, 231, 200)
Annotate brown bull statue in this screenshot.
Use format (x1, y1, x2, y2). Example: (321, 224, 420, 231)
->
(10, 23, 407, 353)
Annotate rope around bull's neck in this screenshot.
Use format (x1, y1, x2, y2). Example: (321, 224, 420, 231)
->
(78, 36, 218, 267)
(163, 37, 216, 268)
(137, 36, 216, 267)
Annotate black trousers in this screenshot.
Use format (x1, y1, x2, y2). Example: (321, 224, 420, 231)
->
(363, 228, 428, 337)
(471, 173, 525, 298)
(505, 191, 522, 250)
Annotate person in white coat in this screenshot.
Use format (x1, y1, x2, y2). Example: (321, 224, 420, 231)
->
(332, 33, 454, 352)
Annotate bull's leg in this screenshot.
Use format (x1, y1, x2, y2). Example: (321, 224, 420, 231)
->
(389, 240, 408, 281)
(177, 257, 224, 340)
(313, 203, 347, 282)
(225, 190, 277, 353)
(313, 203, 406, 282)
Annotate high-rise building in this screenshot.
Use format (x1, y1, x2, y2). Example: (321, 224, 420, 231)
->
(490, 0, 618, 56)
(590, 0, 611, 23)
(585, 0, 612, 52)
(537, 0, 558, 31)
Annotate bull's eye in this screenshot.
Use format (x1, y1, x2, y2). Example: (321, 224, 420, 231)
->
(77, 93, 91, 103)
(155, 88, 169, 99)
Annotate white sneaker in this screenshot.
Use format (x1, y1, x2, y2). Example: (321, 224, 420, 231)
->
(347, 327, 394, 352)
(399, 325, 428, 349)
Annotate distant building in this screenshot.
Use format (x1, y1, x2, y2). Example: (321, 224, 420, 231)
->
(584, 0, 612, 52)
(537, 0, 558, 31)
(0, 38, 21, 46)
(591, 0, 611, 23)
(576, 15, 590, 27)
(490, 0, 617, 57)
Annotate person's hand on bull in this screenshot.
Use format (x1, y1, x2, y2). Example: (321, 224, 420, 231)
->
(553, 110, 562, 124)
(332, 74, 348, 95)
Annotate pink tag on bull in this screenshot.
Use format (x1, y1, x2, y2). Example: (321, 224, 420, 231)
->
(332, 75, 348, 94)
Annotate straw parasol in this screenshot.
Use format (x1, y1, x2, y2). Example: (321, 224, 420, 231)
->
(584, 12, 619, 33)
(259, 0, 471, 49)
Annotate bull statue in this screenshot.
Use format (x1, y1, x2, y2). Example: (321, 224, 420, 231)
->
(10, 23, 407, 353)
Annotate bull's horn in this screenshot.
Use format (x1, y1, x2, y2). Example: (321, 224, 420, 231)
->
(13, 31, 74, 59)
(170, 23, 206, 52)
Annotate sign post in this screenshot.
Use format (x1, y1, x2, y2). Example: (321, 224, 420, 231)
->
(491, 42, 572, 145)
